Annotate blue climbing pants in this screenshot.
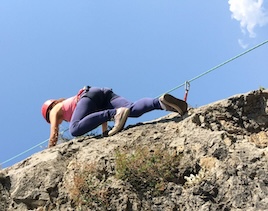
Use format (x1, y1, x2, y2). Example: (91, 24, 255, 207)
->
(69, 87, 161, 136)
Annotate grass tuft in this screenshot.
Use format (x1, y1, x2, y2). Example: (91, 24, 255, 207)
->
(67, 162, 111, 210)
(115, 145, 182, 195)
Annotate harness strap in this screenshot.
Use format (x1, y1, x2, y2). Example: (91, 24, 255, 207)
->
(76, 86, 91, 101)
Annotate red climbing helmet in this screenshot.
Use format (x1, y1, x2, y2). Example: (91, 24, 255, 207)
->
(41, 99, 56, 123)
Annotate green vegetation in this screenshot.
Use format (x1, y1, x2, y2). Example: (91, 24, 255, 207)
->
(68, 145, 182, 209)
(68, 162, 111, 210)
(259, 86, 266, 91)
(115, 145, 182, 195)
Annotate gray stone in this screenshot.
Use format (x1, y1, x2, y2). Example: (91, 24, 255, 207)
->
(1, 89, 268, 211)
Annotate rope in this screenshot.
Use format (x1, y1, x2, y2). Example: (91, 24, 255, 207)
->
(0, 128, 68, 167)
(0, 139, 48, 166)
(157, 39, 268, 97)
(1, 39, 268, 167)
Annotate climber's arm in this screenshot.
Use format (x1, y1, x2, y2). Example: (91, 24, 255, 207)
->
(48, 103, 63, 148)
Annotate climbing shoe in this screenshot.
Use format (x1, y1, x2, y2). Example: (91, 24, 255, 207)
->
(108, 107, 130, 136)
(159, 94, 188, 115)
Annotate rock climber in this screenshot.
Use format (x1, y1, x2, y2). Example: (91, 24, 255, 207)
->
(41, 86, 188, 148)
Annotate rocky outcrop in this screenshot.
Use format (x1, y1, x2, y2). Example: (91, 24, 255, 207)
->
(1, 90, 268, 211)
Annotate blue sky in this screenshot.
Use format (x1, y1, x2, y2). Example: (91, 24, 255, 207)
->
(1, 0, 268, 168)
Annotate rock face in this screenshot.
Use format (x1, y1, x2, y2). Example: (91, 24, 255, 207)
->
(1, 90, 268, 211)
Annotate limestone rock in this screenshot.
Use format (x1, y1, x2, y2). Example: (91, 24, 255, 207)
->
(1, 89, 268, 211)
